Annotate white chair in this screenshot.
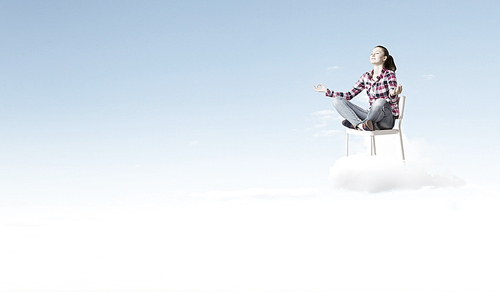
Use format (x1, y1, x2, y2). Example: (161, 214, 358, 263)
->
(345, 95, 406, 160)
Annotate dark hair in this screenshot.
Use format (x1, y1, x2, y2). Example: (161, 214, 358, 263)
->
(376, 45, 397, 72)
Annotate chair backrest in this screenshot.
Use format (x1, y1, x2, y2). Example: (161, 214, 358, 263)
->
(398, 95, 406, 120)
(394, 95, 406, 130)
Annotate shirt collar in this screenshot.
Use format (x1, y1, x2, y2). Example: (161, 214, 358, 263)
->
(370, 67, 387, 80)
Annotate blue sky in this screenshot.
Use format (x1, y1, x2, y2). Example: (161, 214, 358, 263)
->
(1, 0, 499, 201)
(1, 0, 500, 291)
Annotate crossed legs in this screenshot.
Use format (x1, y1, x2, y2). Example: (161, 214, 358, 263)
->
(332, 97, 395, 130)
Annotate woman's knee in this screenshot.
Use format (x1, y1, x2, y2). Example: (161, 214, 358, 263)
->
(332, 96, 346, 107)
(373, 98, 387, 107)
(371, 98, 387, 110)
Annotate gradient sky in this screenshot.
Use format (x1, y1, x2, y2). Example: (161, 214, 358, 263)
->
(1, 0, 500, 291)
(1, 0, 499, 204)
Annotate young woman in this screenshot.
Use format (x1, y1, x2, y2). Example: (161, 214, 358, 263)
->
(313, 45, 403, 131)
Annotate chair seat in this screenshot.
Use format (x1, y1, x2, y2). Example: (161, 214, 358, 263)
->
(346, 128, 400, 136)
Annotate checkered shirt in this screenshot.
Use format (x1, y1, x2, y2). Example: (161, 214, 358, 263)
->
(325, 68, 400, 116)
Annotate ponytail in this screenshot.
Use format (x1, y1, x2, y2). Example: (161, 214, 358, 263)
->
(376, 45, 397, 72)
(384, 55, 397, 72)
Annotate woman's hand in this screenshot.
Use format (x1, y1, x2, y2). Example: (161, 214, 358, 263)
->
(390, 84, 403, 96)
(313, 84, 328, 93)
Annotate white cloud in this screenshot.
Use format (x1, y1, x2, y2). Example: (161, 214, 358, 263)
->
(327, 66, 340, 70)
(423, 74, 436, 79)
(3, 189, 499, 292)
(311, 110, 342, 134)
(314, 122, 327, 128)
(329, 154, 465, 193)
(311, 109, 337, 116)
(328, 136, 465, 193)
(189, 187, 322, 199)
(314, 129, 340, 137)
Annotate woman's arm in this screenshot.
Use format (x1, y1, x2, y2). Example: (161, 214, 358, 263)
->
(384, 71, 401, 103)
(337, 75, 367, 99)
(313, 72, 368, 99)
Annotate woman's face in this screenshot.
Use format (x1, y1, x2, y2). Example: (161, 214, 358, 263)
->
(370, 47, 387, 65)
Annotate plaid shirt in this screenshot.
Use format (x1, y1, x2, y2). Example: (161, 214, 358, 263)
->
(326, 68, 400, 116)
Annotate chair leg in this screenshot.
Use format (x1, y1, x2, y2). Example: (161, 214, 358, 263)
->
(371, 136, 377, 156)
(399, 131, 405, 161)
(346, 133, 349, 157)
